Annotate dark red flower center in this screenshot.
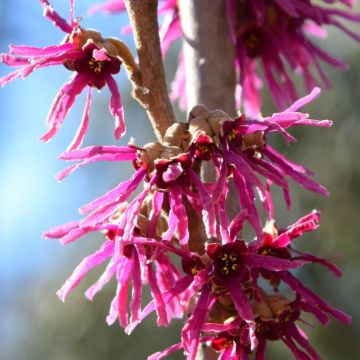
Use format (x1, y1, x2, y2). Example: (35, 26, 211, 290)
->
(210, 336, 233, 351)
(194, 143, 212, 160)
(65, 42, 121, 90)
(258, 245, 291, 260)
(154, 154, 192, 189)
(217, 251, 241, 277)
(243, 27, 266, 58)
(87, 57, 106, 73)
(105, 229, 117, 241)
(222, 115, 248, 148)
(181, 256, 204, 276)
(207, 242, 248, 284)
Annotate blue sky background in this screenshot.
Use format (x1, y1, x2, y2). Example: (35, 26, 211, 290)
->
(0, 0, 143, 278)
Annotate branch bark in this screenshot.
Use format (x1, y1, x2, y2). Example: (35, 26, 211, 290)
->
(124, 0, 176, 141)
(179, 0, 236, 116)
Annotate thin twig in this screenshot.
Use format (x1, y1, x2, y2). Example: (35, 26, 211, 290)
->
(124, 0, 176, 141)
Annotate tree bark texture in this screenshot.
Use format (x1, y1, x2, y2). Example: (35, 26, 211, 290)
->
(179, 0, 236, 116)
(124, 0, 176, 141)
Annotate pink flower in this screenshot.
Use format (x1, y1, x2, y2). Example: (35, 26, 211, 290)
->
(45, 194, 191, 329)
(0, 0, 125, 150)
(227, 0, 360, 113)
(55, 141, 217, 244)
(189, 89, 331, 242)
(88, 0, 187, 109)
(139, 239, 306, 359)
(249, 211, 352, 327)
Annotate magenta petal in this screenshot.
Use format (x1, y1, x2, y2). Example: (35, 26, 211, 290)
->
(162, 162, 183, 183)
(229, 210, 248, 241)
(189, 169, 216, 238)
(126, 275, 193, 335)
(275, 219, 319, 248)
(0, 53, 30, 66)
(60, 225, 97, 245)
(148, 191, 164, 237)
(40, 0, 73, 33)
(106, 75, 125, 139)
(60, 145, 136, 160)
(56, 152, 136, 181)
(282, 335, 311, 360)
(286, 323, 321, 360)
(85, 258, 117, 300)
(57, 241, 114, 302)
(300, 301, 330, 326)
(161, 202, 178, 243)
(115, 258, 132, 327)
(217, 202, 231, 244)
(147, 264, 169, 326)
(263, 146, 329, 196)
(87, 1, 126, 15)
(281, 272, 352, 325)
(122, 174, 158, 240)
(107, 257, 132, 326)
(9, 43, 74, 57)
(41, 74, 88, 142)
(159, 13, 182, 56)
(129, 247, 142, 323)
(285, 87, 321, 112)
(79, 168, 146, 215)
(182, 286, 212, 360)
(292, 250, 342, 277)
(232, 168, 263, 243)
(42, 220, 80, 239)
(255, 339, 266, 360)
(168, 186, 189, 247)
(247, 254, 306, 271)
(67, 87, 92, 151)
(228, 281, 254, 322)
(148, 342, 183, 360)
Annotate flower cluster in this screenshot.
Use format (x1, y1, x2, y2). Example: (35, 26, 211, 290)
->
(227, 0, 360, 114)
(44, 90, 350, 359)
(2, 1, 353, 359)
(0, 0, 133, 150)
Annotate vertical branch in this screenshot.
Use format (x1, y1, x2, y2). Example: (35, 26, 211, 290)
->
(124, 0, 176, 141)
(179, 0, 236, 116)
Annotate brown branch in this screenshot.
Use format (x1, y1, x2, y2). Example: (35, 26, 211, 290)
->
(124, 0, 176, 141)
(179, 0, 236, 116)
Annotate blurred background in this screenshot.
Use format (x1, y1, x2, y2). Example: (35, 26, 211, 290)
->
(0, 1, 359, 359)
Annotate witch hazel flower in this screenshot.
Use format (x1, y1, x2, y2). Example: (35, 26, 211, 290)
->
(88, 0, 187, 109)
(135, 236, 307, 360)
(226, 0, 360, 113)
(147, 209, 350, 359)
(184, 294, 326, 360)
(45, 192, 191, 329)
(0, 0, 135, 150)
(249, 210, 352, 327)
(186, 88, 331, 242)
(53, 134, 217, 248)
